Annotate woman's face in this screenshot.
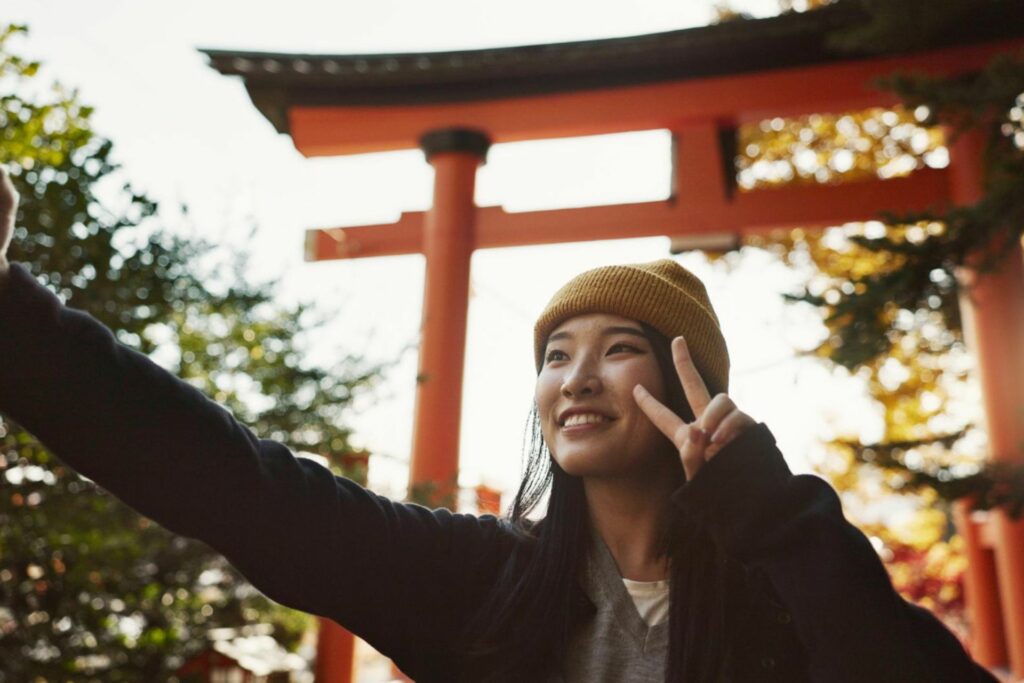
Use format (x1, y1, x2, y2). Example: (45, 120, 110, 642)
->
(535, 312, 676, 480)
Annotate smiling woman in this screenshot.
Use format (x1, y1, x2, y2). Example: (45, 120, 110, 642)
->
(0, 171, 998, 683)
(455, 259, 996, 682)
(536, 313, 677, 482)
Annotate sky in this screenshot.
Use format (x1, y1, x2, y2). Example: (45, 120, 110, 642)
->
(5, 0, 888, 510)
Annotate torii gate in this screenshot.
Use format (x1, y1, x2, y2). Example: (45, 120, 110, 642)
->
(205, 3, 1024, 680)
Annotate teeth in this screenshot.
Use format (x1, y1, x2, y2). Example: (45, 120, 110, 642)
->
(563, 413, 609, 427)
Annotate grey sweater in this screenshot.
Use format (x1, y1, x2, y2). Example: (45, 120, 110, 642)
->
(563, 530, 669, 681)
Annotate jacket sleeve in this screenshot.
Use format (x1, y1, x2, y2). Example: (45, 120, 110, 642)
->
(0, 263, 510, 679)
(671, 422, 998, 683)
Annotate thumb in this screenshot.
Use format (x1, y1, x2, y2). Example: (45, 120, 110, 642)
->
(680, 424, 707, 482)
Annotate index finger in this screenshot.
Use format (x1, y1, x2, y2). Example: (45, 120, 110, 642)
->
(673, 336, 712, 418)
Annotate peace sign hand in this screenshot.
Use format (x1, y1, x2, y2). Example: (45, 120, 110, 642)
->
(632, 336, 756, 482)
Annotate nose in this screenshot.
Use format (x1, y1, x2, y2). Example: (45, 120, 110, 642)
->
(560, 361, 602, 398)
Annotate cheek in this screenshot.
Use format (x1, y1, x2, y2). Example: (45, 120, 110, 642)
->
(534, 376, 559, 427)
(633, 365, 668, 405)
(613, 363, 665, 406)
(534, 369, 561, 407)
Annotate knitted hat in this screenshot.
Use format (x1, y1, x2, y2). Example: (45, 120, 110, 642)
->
(533, 259, 729, 396)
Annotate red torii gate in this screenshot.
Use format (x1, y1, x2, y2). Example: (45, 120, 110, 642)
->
(205, 3, 1024, 680)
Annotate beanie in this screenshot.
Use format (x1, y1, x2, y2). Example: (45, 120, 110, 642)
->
(533, 259, 729, 396)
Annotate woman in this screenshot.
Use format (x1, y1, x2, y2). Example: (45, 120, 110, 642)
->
(0, 168, 996, 682)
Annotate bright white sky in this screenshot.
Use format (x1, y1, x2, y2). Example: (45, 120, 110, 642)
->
(6, 0, 887, 510)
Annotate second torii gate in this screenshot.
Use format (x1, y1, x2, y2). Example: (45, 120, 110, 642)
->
(205, 2, 1024, 680)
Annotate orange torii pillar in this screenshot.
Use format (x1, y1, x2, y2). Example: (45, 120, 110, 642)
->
(410, 129, 491, 509)
(390, 155, 491, 683)
(951, 129, 1024, 676)
(315, 619, 356, 683)
(475, 484, 503, 516)
(315, 449, 371, 683)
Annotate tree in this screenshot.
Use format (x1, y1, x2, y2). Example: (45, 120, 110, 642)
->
(746, 0, 1024, 511)
(0, 24, 383, 681)
(704, 0, 1024, 637)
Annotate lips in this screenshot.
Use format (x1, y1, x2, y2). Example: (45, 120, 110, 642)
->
(562, 413, 611, 427)
(557, 407, 615, 427)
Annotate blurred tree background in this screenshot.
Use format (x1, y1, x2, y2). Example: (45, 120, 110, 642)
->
(711, 0, 1024, 638)
(0, 23, 383, 680)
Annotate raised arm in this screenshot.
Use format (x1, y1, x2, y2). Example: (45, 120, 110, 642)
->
(0, 167, 512, 680)
(631, 333, 994, 681)
(672, 423, 997, 683)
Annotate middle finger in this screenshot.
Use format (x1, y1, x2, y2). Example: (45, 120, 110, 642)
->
(697, 393, 735, 435)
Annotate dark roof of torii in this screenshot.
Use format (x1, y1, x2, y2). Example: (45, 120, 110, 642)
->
(201, 0, 1024, 135)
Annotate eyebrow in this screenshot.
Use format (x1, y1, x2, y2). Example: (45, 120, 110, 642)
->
(547, 326, 648, 344)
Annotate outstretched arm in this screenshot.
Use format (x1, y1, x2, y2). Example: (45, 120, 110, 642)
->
(0, 166, 511, 680)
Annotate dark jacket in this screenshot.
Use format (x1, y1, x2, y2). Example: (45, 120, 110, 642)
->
(0, 262, 997, 682)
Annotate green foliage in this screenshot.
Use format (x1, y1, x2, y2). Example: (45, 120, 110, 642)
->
(830, 430, 1024, 517)
(761, 7, 1024, 510)
(707, 0, 1015, 632)
(819, 52, 1024, 367)
(774, 52, 1024, 373)
(0, 24, 384, 680)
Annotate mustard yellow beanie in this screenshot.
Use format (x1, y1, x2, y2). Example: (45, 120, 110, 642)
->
(533, 259, 730, 396)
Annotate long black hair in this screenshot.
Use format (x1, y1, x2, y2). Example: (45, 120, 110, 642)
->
(456, 322, 735, 682)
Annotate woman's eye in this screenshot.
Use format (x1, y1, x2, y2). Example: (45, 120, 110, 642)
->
(545, 344, 640, 362)
(609, 343, 640, 354)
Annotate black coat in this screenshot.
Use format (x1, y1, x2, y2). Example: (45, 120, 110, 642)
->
(0, 262, 997, 682)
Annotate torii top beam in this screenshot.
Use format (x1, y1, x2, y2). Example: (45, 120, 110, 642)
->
(202, 1, 1024, 157)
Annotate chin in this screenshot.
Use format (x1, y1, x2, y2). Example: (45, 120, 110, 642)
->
(553, 442, 679, 482)
(551, 449, 620, 478)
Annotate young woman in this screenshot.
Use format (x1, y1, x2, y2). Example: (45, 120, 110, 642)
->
(0, 168, 996, 682)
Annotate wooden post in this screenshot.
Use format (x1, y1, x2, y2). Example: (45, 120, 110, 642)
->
(312, 451, 371, 681)
(951, 128, 1024, 675)
(952, 500, 1005, 665)
(671, 120, 734, 208)
(409, 129, 490, 509)
(390, 662, 415, 682)
(315, 618, 356, 683)
(475, 484, 502, 516)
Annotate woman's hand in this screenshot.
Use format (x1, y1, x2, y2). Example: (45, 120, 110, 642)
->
(632, 336, 756, 481)
(0, 166, 18, 273)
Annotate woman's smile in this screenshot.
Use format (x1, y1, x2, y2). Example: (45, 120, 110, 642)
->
(561, 414, 615, 435)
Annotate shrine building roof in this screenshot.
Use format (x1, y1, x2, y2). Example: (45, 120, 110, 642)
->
(201, 0, 1024, 135)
